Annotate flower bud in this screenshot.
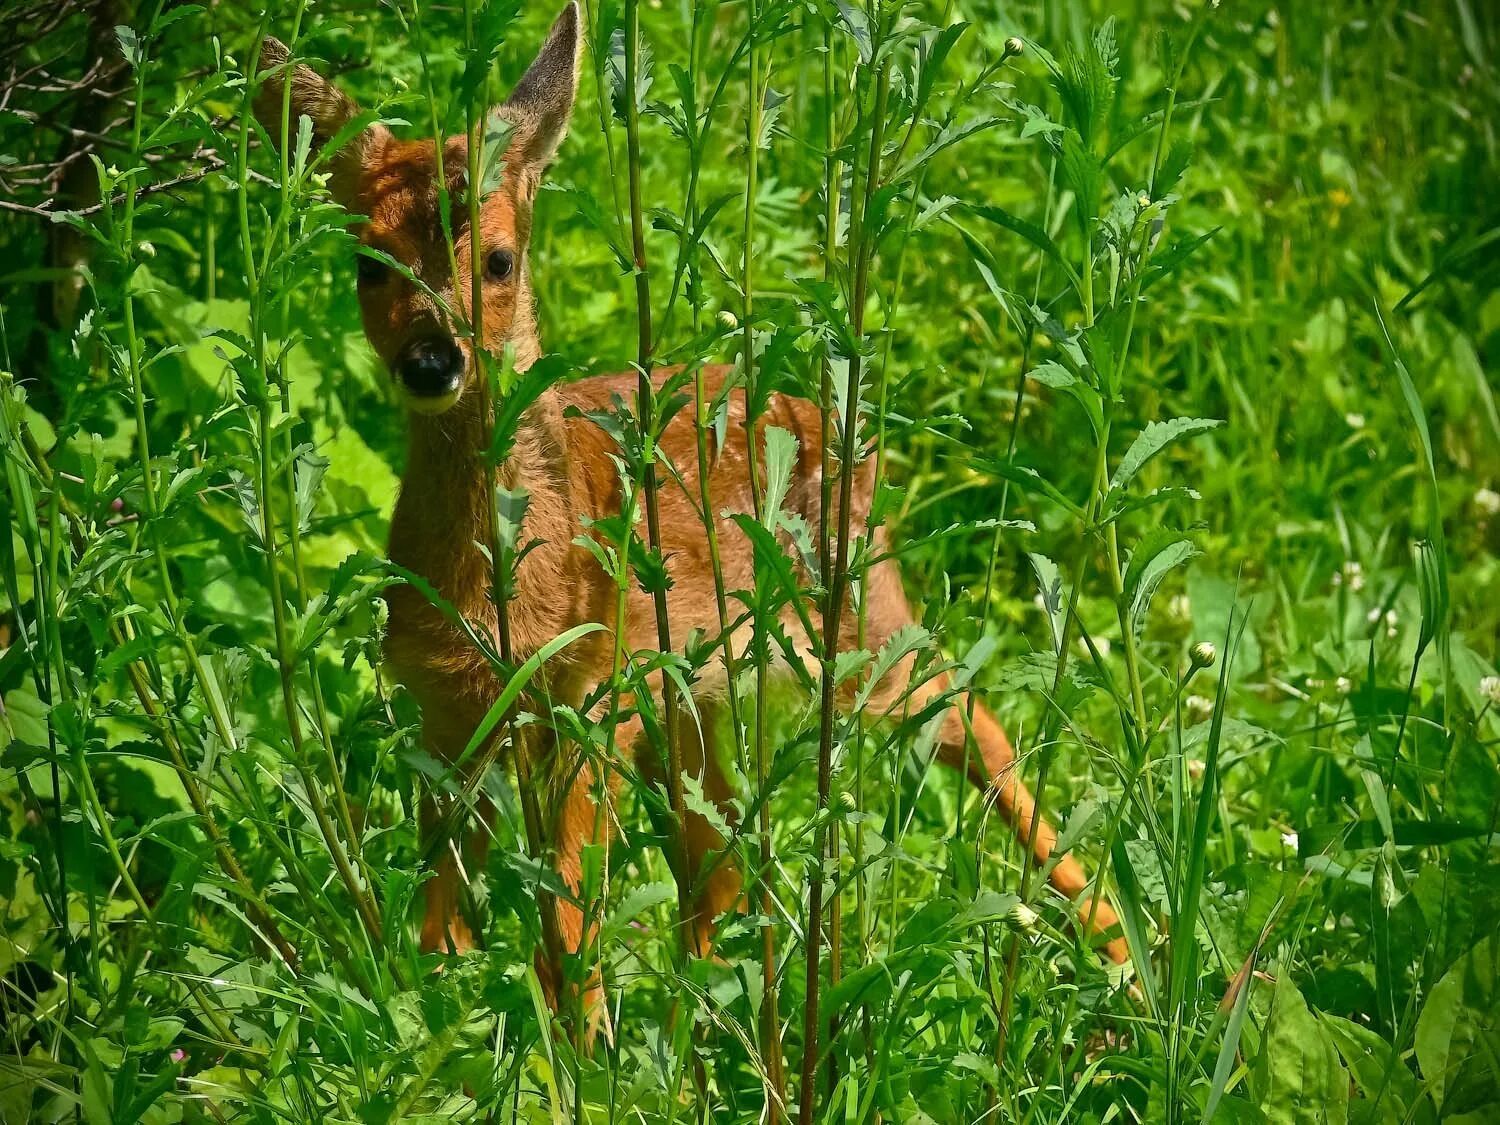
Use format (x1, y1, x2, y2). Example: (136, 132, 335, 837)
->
(1003, 36, 1024, 58)
(1189, 641, 1216, 669)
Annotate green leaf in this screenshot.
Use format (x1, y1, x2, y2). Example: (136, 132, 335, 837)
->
(1109, 417, 1222, 494)
(963, 201, 1072, 277)
(1416, 934, 1500, 1114)
(1322, 1013, 1427, 1125)
(445, 621, 607, 781)
(1258, 971, 1350, 1124)
(1122, 528, 1199, 635)
(115, 25, 143, 69)
(608, 26, 653, 124)
(977, 457, 1084, 518)
(760, 425, 797, 531)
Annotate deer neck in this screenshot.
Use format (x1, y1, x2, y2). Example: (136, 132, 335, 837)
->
(390, 294, 563, 621)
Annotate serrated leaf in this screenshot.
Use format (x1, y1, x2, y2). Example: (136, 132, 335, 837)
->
(1109, 417, 1222, 494)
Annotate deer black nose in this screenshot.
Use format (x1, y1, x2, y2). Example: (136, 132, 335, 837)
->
(397, 335, 463, 398)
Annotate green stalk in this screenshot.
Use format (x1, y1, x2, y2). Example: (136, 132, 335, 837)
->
(622, 0, 695, 958)
(739, 0, 787, 1108)
(799, 41, 891, 1125)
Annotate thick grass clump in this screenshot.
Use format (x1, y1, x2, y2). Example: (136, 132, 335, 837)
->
(1, 2, 1497, 1122)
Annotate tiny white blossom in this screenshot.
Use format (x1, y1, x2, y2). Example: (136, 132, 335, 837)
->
(1186, 694, 1214, 720)
(1475, 488, 1500, 516)
(1169, 594, 1192, 621)
(1345, 412, 1366, 429)
(1281, 831, 1298, 850)
(1336, 676, 1353, 695)
(1187, 758, 1206, 780)
(1366, 607, 1382, 623)
(1480, 676, 1500, 707)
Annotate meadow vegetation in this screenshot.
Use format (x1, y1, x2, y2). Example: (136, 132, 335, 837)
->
(1, 0, 1498, 1121)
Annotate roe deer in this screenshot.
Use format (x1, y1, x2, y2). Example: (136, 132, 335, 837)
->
(253, 0, 1125, 1011)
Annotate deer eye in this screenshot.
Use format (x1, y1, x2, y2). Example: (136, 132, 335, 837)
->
(356, 253, 388, 286)
(486, 249, 515, 281)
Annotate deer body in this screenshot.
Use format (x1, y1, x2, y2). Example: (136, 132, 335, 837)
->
(254, 1, 1124, 999)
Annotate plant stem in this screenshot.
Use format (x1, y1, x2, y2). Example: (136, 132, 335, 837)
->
(799, 41, 890, 1124)
(622, 0, 695, 960)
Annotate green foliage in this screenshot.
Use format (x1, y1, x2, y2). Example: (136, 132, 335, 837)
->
(1, 0, 1498, 1122)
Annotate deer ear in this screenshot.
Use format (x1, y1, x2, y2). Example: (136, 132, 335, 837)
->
(253, 38, 385, 205)
(497, 3, 581, 196)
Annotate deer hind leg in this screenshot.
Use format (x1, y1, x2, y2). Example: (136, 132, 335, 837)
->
(855, 554, 1127, 962)
(627, 696, 744, 958)
(541, 729, 619, 1045)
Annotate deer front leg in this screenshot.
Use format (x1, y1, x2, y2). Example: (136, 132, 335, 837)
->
(417, 713, 501, 956)
(419, 791, 495, 955)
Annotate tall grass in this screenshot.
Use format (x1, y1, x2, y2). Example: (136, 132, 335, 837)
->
(2, 1, 1498, 1122)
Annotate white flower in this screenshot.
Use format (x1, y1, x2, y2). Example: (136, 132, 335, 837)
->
(1366, 607, 1382, 623)
(1335, 560, 1365, 592)
(1480, 676, 1500, 707)
(1475, 488, 1500, 516)
(1281, 831, 1298, 850)
(1336, 676, 1353, 695)
(1186, 694, 1214, 720)
(1345, 412, 1366, 429)
(1169, 594, 1192, 622)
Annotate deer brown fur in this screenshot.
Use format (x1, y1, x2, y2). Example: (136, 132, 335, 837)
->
(252, 1, 1126, 1013)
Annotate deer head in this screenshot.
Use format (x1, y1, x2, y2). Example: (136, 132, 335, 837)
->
(253, 3, 581, 414)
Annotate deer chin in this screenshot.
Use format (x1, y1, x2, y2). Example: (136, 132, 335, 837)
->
(397, 381, 465, 416)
